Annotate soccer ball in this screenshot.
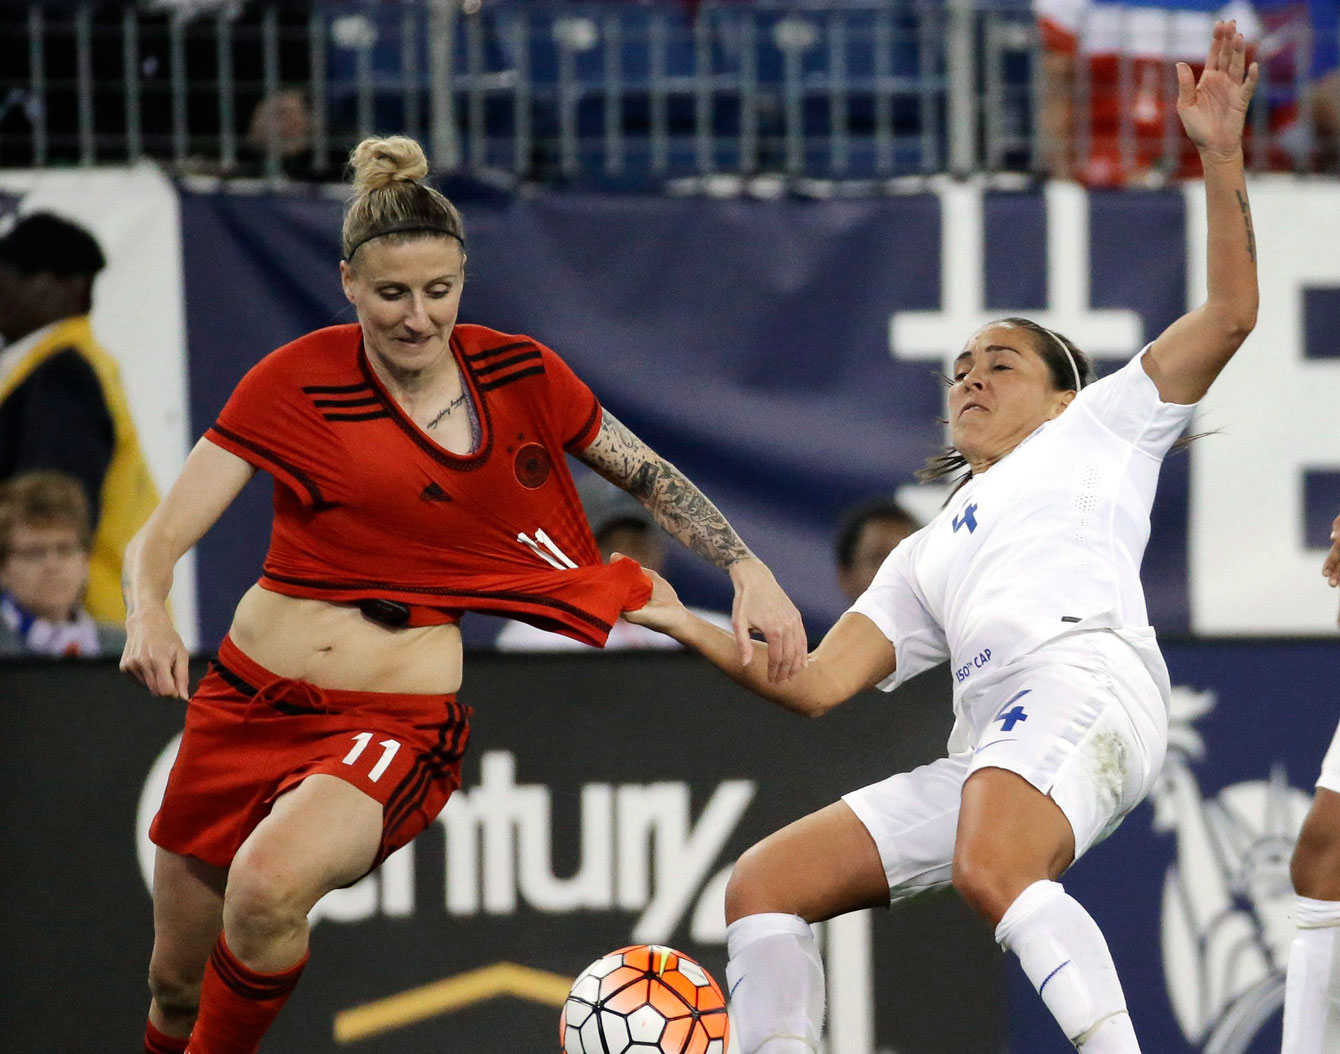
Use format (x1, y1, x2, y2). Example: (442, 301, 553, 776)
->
(560, 944, 730, 1054)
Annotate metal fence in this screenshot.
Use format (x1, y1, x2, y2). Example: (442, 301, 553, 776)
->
(0, 1, 1335, 185)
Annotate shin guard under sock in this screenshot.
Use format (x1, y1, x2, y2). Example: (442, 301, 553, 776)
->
(185, 935, 308, 1054)
(724, 913, 824, 1053)
(995, 880, 1140, 1052)
(144, 1019, 189, 1054)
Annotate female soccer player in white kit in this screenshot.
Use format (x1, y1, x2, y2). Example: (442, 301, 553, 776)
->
(625, 21, 1258, 1054)
(1282, 512, 1340, 1052)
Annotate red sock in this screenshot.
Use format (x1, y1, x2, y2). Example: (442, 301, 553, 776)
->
(145, 1019, 189, 1054)
(185, 935, 309, 1054)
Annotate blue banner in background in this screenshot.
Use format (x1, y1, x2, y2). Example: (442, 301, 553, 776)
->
(180, 185, 1189, 648)
(1011, 639, 1339, 1053)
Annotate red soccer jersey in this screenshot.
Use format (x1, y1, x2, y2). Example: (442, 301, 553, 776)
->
(206, 323, 650, 646)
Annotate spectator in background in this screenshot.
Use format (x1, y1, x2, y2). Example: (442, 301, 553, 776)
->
(834, 498, 920, 603)
(1036, 0, 1260, 184)
(0, 212, 158, 625)
(0, 470, 126, 658)
(242, 88, 338, 181)
(496, 476, 731, 650)
(1256, 0, 1340, 171)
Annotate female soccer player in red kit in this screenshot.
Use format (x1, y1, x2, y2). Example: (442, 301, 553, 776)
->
(121, 135, 806, 1054)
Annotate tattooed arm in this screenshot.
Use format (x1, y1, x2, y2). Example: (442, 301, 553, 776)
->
(580, 410, 751, 568)
(1145, 19, 1259, 405)
(577, 409, 807, 681)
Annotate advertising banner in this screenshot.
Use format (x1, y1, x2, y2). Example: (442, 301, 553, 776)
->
(174, 180, 1340, 649)
(0, 654, 1001, 1054)
(3, 642, 1335, 1052)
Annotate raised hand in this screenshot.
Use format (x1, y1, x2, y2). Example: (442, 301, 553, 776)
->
(1176, 19, 1259, 159)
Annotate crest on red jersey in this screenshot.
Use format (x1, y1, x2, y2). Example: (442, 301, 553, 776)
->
(514, 443, 551, 489)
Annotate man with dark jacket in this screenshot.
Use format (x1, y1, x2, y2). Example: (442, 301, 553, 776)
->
(0, 212, 157, 623)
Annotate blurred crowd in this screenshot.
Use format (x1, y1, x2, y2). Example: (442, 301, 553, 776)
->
(1, 0, 1337, 180)
(1037, 0, 1338, 184)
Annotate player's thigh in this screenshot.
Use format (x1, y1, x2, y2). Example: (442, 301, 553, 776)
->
(149, 848, 227, 991)
(1292, 787, 1340, 900)
(725, 801, 890, 925)
(838, 753, 967, 908)
(954, 767, 1075, 921)
(228, 773, 384, 913)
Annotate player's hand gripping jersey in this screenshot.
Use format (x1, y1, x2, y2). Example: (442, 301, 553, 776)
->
(206, 324, 650, 644)
(850, 346, 1195, 751)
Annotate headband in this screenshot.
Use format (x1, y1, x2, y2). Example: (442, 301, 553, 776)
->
(1041, 327, 1084, 391)
(343, 224, 464, 261)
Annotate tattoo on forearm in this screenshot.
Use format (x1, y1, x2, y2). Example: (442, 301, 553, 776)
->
(1235, 189, 1257, 264)
(121, 566, 135, 616)
(426, 392, 469, 430)
(581, 411, 753, 570)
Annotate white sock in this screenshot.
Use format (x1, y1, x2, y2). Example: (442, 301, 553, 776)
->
(1282, 895, 1340, 1054)
(994, 880, 1140, 1052)
(724, 913, 824, 1054)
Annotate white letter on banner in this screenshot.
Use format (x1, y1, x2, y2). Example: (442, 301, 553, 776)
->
(631, 781, 754, 943)
(439, 751, 520, 915)
(517, 784, 614, 911)
(890, 182, 1142, 517)
(890, 182, 1141, 386)
(1188, 182, 1340, 632)
(616, 784, 688, 911)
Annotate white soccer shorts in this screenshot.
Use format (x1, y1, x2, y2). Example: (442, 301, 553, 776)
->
(842, 630, 1168, 901)
(1316, 721, 1340, 794)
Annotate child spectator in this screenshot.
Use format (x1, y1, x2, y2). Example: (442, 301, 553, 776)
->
(0, 470, 127, 658)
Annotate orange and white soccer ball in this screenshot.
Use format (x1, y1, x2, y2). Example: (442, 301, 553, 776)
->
(560, 944, 730, 1054)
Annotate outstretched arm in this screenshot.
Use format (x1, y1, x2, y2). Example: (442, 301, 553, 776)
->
(121, 438, 255, 698)
(1143, 20, 1259, 405)
(1324, 514, 1340, 626)
(577, 409, 806, 681)
(622, 566, 896, 715)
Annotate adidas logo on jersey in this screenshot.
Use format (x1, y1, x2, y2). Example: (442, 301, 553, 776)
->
(420, 482, 452, 502)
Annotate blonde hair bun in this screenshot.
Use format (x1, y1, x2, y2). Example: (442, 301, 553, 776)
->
(349, 136, 431, 194)
(341, 134, 464, 260)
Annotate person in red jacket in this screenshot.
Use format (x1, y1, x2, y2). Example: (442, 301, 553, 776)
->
(121, 133, 806, 1054)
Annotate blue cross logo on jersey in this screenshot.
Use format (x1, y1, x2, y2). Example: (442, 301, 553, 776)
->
(994, 690, 1031, 731)
(952, 503, 978, 534)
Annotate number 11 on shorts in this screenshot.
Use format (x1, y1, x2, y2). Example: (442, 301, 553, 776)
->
(342, 732, 401, 783)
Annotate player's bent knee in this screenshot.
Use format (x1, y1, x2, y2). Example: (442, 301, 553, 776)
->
(223, 856, 313, 942)
(147, 966, 202, 1023)
(951, 849, 1018, 924)
(724, 842, 792, 924)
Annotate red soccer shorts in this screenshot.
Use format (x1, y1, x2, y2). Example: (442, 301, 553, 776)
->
(150, 635, 471, 870)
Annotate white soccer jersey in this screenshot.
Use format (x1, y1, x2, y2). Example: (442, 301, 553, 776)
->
(850, 345, 1195, 752)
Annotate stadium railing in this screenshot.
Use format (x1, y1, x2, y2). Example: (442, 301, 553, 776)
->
(0, 0, 1334, 185)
